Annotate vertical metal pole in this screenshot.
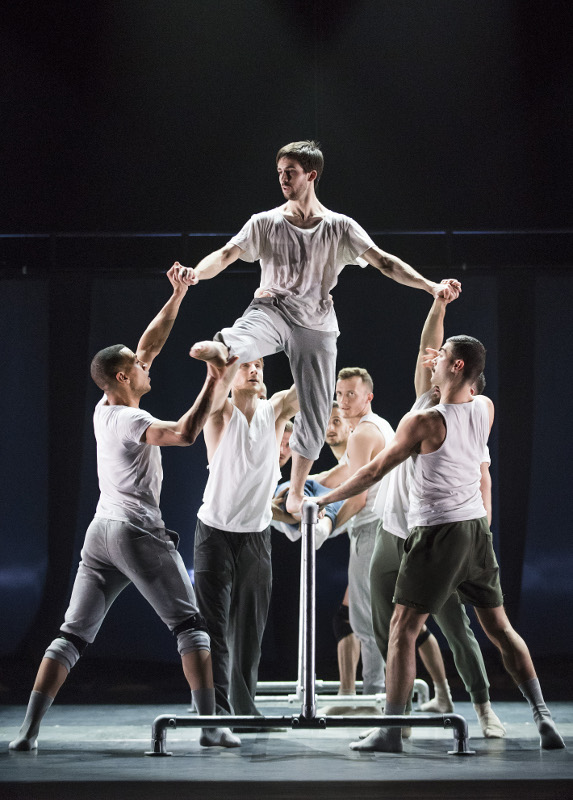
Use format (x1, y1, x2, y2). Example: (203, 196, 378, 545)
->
(301, 501, 318, 719)
(296, 542, 305, 700)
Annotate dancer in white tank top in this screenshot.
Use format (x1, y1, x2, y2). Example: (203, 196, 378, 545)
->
(314, 330, 565, 753)
(194, 357, 298, 718)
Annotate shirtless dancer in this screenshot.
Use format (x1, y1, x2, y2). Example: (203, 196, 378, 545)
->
(314, 334, 565, 752)
(180, 140, 460, 517)
(10, 266, 239, 752)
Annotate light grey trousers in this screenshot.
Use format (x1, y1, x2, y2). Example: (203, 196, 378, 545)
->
(347, 521, 386, 695)
(60, 518, 207, 651)
(216, 298, 338, 461)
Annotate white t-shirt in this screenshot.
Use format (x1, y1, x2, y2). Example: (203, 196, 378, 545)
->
(408, 396, 490, 527)
(93, 396, 163, 531)
(198, 399, 280, 533)
(230, 208, 375, 332)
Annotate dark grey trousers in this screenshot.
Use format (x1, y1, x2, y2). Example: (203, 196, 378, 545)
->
(194, 519, 272, 715)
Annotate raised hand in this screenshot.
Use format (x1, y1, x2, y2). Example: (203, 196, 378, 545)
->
(169, 262, 197, 287)
(421, 347, 440, 371)
(433, 279, 461, 302)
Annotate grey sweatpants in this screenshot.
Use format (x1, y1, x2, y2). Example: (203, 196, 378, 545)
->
(60, 517, 206, 650)
(347, 521, 386, 695)
(369, 523, 490, 704)
(216, 298, 337, 461)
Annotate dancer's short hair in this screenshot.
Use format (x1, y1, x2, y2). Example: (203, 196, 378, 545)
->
(276, 140, 324, 183)
(446, 336, 486, 385)
(90, 344, 132, 391)
(337, 366, 374, 393)
(284, 420, 294, 433)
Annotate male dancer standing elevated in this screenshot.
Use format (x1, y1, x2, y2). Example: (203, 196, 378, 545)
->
(10, 266, 239, 752)
(314, 335, 565, 752)
(182, 140, 460, 516)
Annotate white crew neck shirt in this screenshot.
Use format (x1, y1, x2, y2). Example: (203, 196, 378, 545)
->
(93, 396, 163, 530)
(230, 208, 375, 333)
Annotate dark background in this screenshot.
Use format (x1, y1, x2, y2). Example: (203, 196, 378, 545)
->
(1, 1, 571, 703)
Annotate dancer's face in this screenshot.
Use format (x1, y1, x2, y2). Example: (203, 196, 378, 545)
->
(277, 157, 316, 202)
(335, 377, 373, 420)
(279, 429, 293, 467)
(233, 359, 264, 394)
(325, 408, 351, 448)
(121, 348, 151, 395)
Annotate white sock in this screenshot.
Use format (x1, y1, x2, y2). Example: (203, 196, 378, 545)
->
(9, 691, 54, 751)
(420, 679, 454, 713)
(518, 678, 565, 750)
(192, 688, 241, 748)
(473, 701, 506, 738)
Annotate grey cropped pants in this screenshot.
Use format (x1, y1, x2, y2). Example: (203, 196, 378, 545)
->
(60, 517, 208, 653)
(216, 298, 337, 461)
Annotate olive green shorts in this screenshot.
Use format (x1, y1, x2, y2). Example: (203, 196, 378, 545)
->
(393, 517, 504, 615)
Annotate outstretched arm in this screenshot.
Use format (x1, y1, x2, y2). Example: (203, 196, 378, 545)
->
(136, 264, 190, 367)
(361, 246, 461, 301)
(142, 357, 238, 447)
(184, 243, 244, 284)
(313, 412, 428, 509)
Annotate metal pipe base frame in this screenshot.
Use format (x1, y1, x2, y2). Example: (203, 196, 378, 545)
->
(147, 502, 474, 756)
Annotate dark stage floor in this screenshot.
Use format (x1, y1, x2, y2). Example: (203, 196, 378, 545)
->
(1, 700, 571, 800)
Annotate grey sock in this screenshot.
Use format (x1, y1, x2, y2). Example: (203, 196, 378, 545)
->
(9, 690, 54, 751)
(191, 687, 216, 716)
(519, 677, 565, 750)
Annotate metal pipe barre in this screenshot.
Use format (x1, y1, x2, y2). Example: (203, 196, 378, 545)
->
(146, 501, 474, 756)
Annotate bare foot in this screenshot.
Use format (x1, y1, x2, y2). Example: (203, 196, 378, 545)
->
(190, 341, 229, 368)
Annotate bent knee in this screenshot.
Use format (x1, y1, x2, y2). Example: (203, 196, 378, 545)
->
(174, 612, 211, 655)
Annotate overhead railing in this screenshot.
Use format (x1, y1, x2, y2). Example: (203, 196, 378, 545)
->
(1, 229, 572, 276)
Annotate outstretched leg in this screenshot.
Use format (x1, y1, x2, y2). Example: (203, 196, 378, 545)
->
(181, 651, 240, 748)
(9, 657, 69, 751)
(475, 605, 564, 750)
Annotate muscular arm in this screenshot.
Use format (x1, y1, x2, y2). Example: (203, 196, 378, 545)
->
(361, 246, 460, 301)
(143, 375, 218, 447)
(270, 384, 299, 425)
(313, 412, 435, 509)
(189, 243, 244, 282)
(415, 298, 447, 398)
(311, 460, 350, 488)
(142, 358, 237, 447)
(329, 423, 385, 529)
(136, 264, 189, 367)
